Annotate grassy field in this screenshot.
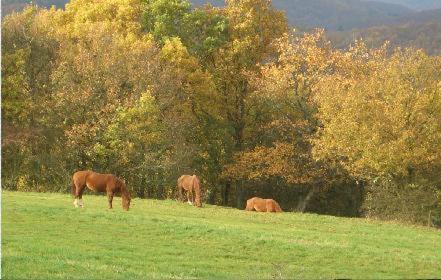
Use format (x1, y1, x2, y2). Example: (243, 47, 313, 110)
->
(2, 191, 441, 279)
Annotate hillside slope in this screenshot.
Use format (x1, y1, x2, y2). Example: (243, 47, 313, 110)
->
(3, 0, 414, 31)
(329, 9, 441, 55)
(1, 0, 68, 15)
(191, 0, 414, 31)
(2, 191, 441, 279)
(369, 0, 441, 11)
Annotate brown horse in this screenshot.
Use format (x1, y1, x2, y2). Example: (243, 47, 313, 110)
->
(245, 197, 283, 213)
(177, 175, 202, 207)
(71, 170, 131, 210)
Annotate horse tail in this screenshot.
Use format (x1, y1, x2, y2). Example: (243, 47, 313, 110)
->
(177, 176, 184, 201)
(177, 176, 182, 190)
(192, 175, 202, 207)
(274, 201, 283, 213)
(71, 178, 76, 197)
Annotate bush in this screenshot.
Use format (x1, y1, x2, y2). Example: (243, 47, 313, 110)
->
(362, 179, 441, 227)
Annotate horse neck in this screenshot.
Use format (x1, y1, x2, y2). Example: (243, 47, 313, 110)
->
(121, 185, 128, 197)
(118, 181, 129, 199)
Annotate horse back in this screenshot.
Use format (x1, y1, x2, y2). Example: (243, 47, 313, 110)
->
(72, 170, 93, 187)
(73, 170, 118, 192)
(245, 197, 282, 212)
(177, 175, 193, 190)
(266, 199, 283, 212)
(249, 197, 268, 212)
(86, 172, 117, 192)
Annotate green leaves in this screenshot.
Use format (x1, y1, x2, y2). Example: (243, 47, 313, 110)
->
(141, 0, 228, 58)
(2, 0, 440, 223)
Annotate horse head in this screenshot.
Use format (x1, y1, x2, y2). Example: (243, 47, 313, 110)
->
(119, 179, 131, 211)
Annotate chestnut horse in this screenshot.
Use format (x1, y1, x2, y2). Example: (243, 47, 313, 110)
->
(245, 197, 283, 213)
(71, 170, 131, 210)
(177, 175, 202, 207)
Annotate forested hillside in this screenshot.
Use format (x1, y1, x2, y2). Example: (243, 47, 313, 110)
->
(394, 8, 441, 24)
(191, 0, 414, 30)
(2, 0, 441, 227)
(330, 21, 441, 55)
(329, 9, 441, 55)
(371, 0, 441, 11)
(4, 0, 415, 31)
(2, 0, 68, 15)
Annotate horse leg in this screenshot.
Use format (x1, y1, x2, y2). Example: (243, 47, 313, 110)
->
(178, 186, 184, 202)
(107, 191, 114, 209)
(72, 180, 78, 208)
(73, 187, 79, 208)
(73, 195, 79, 208)
(74, 184, 85, 208)
(78, 187, 85, 208)
(187, 190, 193, 205)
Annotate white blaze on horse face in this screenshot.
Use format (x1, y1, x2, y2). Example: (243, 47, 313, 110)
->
(74, 198, 79, 208)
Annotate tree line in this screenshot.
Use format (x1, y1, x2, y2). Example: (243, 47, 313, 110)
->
(2, 0, 440, 226)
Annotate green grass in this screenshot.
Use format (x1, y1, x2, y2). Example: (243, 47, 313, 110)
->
(2, 191, 441, 279)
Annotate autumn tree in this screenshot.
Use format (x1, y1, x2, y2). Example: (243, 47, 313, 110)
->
(313, 44, 441, 224)
(141, 0, 228, 59)
(155, 37, 230, 201)
(224, 30, 356, 211)
(3, 0, 439, 224)
(210, 0, 288, 206)
(1, 6, 63, 190)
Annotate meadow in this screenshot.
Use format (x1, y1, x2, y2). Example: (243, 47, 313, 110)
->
(2, 191, 441, 279)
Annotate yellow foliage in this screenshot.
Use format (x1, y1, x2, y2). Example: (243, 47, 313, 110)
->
(51, 0, 143, 39)
(313, 46, 441, 180)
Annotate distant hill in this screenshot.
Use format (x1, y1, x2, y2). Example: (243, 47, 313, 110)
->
(1, 0, 68, 15)
(328, 8, 441, 55)
(0, 0, 423, 31)
(394, 8, 441, 24)
(3, 0, 440, 55)
(369, 0, 441, 11)
(191, 0, 414, 31)
(192, 0, 441, 55)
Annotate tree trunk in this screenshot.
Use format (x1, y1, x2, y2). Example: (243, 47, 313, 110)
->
(297, 185, 318, 212)
(222, 181, 231, 206)
(207, 186, 217, 204)
(428, 210, 432, 227)
(355, 180, 366, 216)
(236, 181, 244, 209)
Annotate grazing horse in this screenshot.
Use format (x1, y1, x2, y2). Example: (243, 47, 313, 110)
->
(71, 170, 131, 210)
(245, 197, 283, 213)
(177, 175, 202, 207)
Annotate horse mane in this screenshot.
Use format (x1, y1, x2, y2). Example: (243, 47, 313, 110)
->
(192, 175, 202, 207)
